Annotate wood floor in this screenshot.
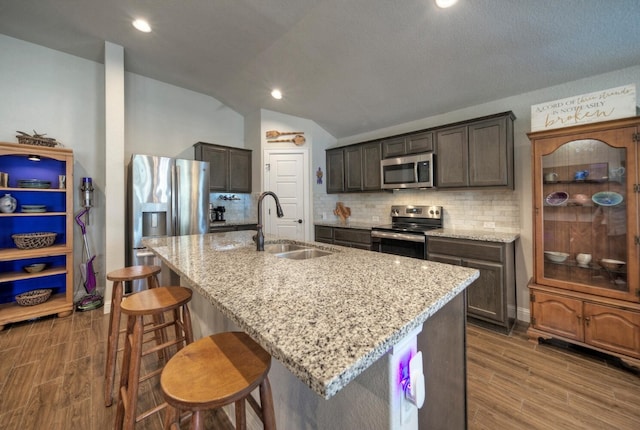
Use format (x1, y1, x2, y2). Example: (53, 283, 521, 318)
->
(0, 309, 639, 429)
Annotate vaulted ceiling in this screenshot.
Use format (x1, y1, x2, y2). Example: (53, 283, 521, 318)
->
(1, 0, 638, 138)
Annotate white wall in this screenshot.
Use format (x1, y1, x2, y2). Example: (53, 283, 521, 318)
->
(0, 34, 105, 302)
(0, 34, 245, 305)
(320, 65, 640, 321)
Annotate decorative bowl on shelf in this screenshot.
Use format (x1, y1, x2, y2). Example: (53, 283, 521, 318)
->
(599, 259, 626, 271)
(571, 194, 590, 206)
(592, 191, 623, 207)
(11, 232, 56, 249)
(21, 204, 47, 213)
(544, 251, 569, 263)
(17, 179, 51, 189)
(15, 288, 52, 306)
(23, 263, 47, 273)
(545, 191, 568, 206)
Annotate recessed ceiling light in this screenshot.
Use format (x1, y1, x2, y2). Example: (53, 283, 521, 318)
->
(271, 89, 283, 100)
(435, 0, 458, 8)
(132, 19, 152, 33)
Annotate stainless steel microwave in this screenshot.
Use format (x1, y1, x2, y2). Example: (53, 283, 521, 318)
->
(380, 152, 434, 189)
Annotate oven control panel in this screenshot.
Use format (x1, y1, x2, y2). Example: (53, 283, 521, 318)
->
(390, 205, 441, 219)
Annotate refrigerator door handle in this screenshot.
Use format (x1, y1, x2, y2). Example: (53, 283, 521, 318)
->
(172, 164, 179, 235)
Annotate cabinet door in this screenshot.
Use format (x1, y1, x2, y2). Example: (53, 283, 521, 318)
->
(468, 117, 509, 187)
(406, 131, 433, 154)
(530, 290, 583, 341)
(314, 225, 333, 244)
(361, 142, 381, 191)
(344, 146, 363, 192)
(381, 136, 406, 158)
(532, 123, 638, 302)
(197, 145, 228, 191)
(435, 126, 468, 188)
(326, 149, 345, 194)
(584, 302, 640, 358)
(465, 258, 504, 323)
(228, 149, 251, 193)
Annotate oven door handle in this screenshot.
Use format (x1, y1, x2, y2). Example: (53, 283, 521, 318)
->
(371, 230, 426, 243)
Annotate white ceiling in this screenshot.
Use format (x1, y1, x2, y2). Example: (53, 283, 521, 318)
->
(1, 0, 639, 138)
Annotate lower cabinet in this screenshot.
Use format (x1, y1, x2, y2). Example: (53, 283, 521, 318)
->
(427, 237, 516, 332)
(528, 286, 640, 362)
(314, 225, 371, 250)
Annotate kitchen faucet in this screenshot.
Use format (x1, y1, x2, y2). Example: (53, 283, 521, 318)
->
(255, 191, 284, 251)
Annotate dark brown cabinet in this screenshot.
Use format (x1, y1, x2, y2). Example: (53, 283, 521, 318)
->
(381, 131, 433, 158)
(326, 141, 381, 193)
(314, 225, 371, 250)
(194, 142, 252, 193)
(326, 148, 345, 194)
(435, 112, 514, 189)
(427, 237, 516, 332)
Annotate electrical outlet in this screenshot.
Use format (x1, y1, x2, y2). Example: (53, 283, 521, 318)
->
(321, 212, 327, 220)
(483, 221, 496, 229)
(372, 216, 380, 222)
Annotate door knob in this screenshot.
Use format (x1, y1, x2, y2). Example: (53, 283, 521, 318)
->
(293, 219, 303, 224)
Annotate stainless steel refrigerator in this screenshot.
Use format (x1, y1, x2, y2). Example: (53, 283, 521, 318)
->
(127, 154, 209, 291)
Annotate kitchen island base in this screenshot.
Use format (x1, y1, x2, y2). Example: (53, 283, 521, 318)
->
(188, 286, 467, 429)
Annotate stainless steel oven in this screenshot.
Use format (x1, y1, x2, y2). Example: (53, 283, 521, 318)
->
(371, 205, 443, 259)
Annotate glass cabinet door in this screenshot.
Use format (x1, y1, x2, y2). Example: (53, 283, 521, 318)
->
(534, 127, 638, 302)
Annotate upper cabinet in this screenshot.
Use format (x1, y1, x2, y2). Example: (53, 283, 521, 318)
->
(327, 141, 381, 194)
(436, 112, 515, 189)
(527, 116, 640, 367)
(381, 131, 433, 158)
(194, 142, 251, 193)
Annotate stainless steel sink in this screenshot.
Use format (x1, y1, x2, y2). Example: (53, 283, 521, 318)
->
(264, 243, 309, 254)
(274, 248, 333, 260)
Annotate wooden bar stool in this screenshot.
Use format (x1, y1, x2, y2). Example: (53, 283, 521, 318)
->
(114, 286, 194, 430)
(105, 265, 162, 407)
(160, 332, 276, 430)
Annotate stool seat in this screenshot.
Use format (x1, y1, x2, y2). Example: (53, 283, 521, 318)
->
(104, 265, 162, 407)
(161, 332, 276, 430)
(121, 285, 192, 315)
(107, 265, 161, 283)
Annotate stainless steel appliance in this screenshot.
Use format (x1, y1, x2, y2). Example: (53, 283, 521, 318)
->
(127, 154, 209, 290)
(371, 205, 442, 259)
(381, 152, 434, 189)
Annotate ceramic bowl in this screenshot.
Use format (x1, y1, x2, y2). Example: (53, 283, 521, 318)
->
(571, 194, 590, 206)
(23, 263, 46, 273)
(545, 191, 568, 206)
(599, 259, 626, 271)
(592, 191, 623, 207)
(544, 251, 569, 263)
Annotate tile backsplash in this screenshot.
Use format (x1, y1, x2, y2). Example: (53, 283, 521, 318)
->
(314, 189, 520, 233)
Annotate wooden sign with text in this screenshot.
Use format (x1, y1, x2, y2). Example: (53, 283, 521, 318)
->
(531, 84, 636, 132)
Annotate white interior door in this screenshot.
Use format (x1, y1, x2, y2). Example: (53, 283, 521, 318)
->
(265, 151, 306, 240)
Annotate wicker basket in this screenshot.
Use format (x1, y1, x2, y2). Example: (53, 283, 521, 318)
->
(16, 134, 58, 147)
(15, 289, 52, 306)
(12, 232, 57, 249)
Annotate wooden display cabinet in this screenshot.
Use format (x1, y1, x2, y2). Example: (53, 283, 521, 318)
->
(0, 142, 74, 329)
(527, 117, 640, 368)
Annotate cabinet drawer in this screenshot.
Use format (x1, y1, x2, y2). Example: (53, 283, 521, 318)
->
(428, 238, 503, 263)
(334, 228, 371, 245)
(315, 225, 334, 242)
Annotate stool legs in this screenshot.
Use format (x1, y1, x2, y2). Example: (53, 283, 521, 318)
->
(105, 279, 124, 407)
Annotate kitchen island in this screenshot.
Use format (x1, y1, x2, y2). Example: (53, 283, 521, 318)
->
(143, 231, 479, 429)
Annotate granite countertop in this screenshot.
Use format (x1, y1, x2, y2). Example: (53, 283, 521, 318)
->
(426, 228, 519, 243)
(143, 232, 478, 399)
(210, 219, 257, 227)
(315, 221, 519, 243)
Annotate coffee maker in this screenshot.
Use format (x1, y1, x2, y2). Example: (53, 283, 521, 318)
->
(211, 205, 226, 222)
